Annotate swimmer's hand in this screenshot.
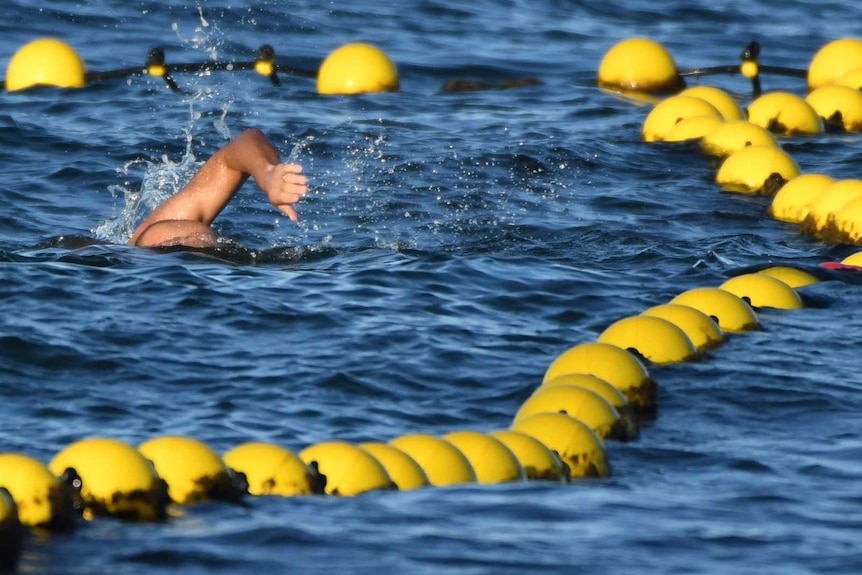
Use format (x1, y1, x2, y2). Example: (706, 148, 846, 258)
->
(261, 163, 309, 221)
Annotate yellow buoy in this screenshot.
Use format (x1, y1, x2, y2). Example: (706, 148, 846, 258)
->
(841, 251, 862, 266)
(543, 342, 656, 410)
(641, 303, 725, 350)
(442, 431, 526, 484)
(253, 44, 277, 79)
(715, 144, 800, 195)
(700, 120, 779, 157)
(757, 266, 820, 288)
(49, 438, 168, 522)
(388, 434, 477, 487)
(223, 442, 325, 497)
(358, 442, 429, 491)
(834, 67, 862, 90)
(670, 287, 760, 333)
(5, 38, 87, 91)
(0, 453, 77, 530)
(317, 43, 399, 95)
(805, 84, 862, 132)
(597, 37, 682, 94)
(298, 441, 394, 496)
(514, 385, 636, 441)
(642, 95, 723, 142)
(598, 315, 698, 365)
(541, 373, 630, 412)
(832, 195, 862, 244)
(664, 115, 725, 142)
(808, 38, 862, 90)
(803, 179, 862, 236)
(512, 413, 610, 479)
(769, 173, 836, 224)
(0, 488, 22, 572)
(138, 436, 244, 505)
(747, 91, 824, 136)
(740, 59, 759, 81)
(680, 85, 745, 120)
(488, 430, 568, 482)
(719, 273, 804, 310)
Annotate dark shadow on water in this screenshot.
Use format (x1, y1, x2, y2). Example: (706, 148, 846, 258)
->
(25, 235, 339, 267)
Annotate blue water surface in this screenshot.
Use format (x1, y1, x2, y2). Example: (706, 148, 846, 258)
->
(2, 1, 862, 573)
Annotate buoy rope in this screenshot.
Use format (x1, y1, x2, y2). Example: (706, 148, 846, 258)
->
(1, 40, 813, 94)
(86, 44, 317, 90)
(0, 44, 317, 92)
(679, 41, 807, 97)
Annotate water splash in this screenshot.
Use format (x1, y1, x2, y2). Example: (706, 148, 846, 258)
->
(171, 4, 221, 62)
(93, 125, 202, 244)
(270, 133, 318, 240)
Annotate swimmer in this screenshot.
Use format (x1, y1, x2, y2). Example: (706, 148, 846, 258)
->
(128, 128, 309, 248)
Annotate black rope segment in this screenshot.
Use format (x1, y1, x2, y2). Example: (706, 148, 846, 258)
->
(678, 41, 807, 97)
(82, 44, 317, 91)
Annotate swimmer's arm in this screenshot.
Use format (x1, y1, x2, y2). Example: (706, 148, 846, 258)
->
(128, 128, 308, 245)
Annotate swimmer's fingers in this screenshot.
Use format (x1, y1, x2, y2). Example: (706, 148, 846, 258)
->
(266, 163, 309, 218)
(278, 163, 307, 188)
(276, 204, 299, 222)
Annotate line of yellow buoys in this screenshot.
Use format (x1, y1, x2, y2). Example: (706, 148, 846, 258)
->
(4, 34, 862, 571)
(0, 353, 641, 569)
(2, 37, 399, 95)
(600, 36, 862, 251)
